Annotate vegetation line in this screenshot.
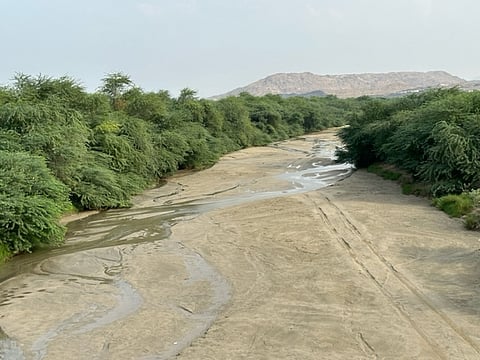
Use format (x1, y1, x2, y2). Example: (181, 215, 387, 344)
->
(337, 88, 480, 230)
(0, 73, 359, 263)
(3, 74, 479, 264)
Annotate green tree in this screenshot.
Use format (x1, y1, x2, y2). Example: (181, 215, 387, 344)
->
(123, 88, 170, 127)
(99, 72, 133, 110)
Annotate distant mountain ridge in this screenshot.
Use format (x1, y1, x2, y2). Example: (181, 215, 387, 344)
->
(212, 71, 468, 99)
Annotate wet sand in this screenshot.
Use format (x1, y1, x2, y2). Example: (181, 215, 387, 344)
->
(1, 130, 480, 359)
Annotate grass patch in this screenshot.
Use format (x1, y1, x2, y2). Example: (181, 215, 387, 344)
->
(433, 190, 480, 230)
(433, 194, 474, 218)
(401, 183, 431, 197)
(0, 243, 12, 264)
(465, 210, 480, 230)
(464, 190, 480, 230)
(367, 163, 430, 196)
(367, 163, 402, 181)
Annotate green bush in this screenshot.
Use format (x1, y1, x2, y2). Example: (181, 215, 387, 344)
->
(468, 189, 480, 206)
(465, 190, 480, 230)
(337, 89, 480, 198)
(433, 194, 474, 218)
(70, 164, 131, 209)
(0, 243, 11, 263)
(465, 210, 480, 230)
(0, 151, 70, 253)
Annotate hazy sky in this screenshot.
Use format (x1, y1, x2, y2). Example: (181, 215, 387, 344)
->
(1, 0, 479, 97)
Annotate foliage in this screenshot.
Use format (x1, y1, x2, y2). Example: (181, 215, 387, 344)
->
(0, 243, 10, 264)
(0, 73, 362, 257)
(433, 194, 473, 218)
(337, 89, 480, 197)
(467, 189, 480, 206)
(70, 164, 131, 209)
(367, 164, 402, 181)
(400, 182, 431, 197)
(337, 89, 480, 230)
(0, 151, 70, 254)
(465, 210, 480, 230)
(464, 189, 480, 230)
(100, 72, 134, 110)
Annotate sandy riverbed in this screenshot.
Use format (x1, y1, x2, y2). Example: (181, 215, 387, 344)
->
(136, 130, 480, 359)
(1, 130, 480, 359)
(166, 142, 480, 359)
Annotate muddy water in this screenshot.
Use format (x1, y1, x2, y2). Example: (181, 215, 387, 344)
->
(0, 133, 352, 359)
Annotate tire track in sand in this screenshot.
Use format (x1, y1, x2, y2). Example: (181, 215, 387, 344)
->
(305, 193, 480, 360)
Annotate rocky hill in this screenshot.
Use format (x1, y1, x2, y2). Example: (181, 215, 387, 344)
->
(212, 71, 467, 99)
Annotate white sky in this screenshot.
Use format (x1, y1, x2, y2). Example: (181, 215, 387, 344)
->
(1, 0, 479, 97)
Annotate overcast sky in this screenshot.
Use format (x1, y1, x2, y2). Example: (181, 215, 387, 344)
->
(1, 0, 479, 97)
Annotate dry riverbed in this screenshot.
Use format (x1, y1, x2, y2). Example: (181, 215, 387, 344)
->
(1, 129, 480, 359)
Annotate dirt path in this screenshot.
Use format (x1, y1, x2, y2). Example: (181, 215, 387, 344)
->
(1, 130, 480, 359)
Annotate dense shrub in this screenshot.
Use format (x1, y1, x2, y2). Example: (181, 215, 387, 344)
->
(338, 89, 480, 197)
(0, 151, 70, 253)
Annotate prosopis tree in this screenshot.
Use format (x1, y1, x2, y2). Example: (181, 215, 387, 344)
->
(100, 72, 133, 111)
